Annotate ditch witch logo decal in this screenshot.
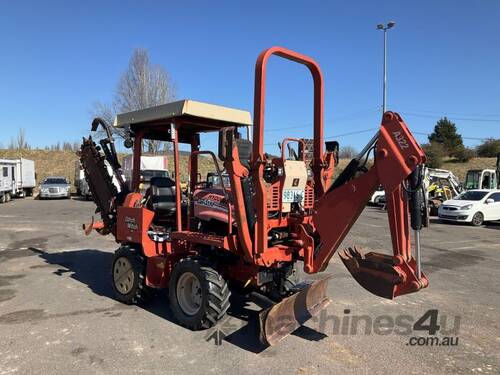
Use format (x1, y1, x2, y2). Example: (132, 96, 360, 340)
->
(125, 216, 138, 230)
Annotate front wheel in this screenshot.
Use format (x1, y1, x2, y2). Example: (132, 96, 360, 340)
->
(169, 258, 230, 330)
(471, 212, 484, 226)
(111, 245, 150, 304)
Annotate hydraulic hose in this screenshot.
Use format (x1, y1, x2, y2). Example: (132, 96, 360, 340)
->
(409, 166, 424, 278)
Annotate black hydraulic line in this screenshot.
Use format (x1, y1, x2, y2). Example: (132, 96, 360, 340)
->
(90, 117, 128, 192)
(328, 158, 361, 192)
(409, 166, 424, 231)
(91, 118, 121, 170)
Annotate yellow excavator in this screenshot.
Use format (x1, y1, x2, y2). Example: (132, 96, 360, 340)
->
(424, 168, 462, 216)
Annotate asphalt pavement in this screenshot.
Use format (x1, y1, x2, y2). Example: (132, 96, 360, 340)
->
(0, 198, 499, 374)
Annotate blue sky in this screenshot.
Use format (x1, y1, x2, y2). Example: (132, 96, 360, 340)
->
(0, 0, 499, 153)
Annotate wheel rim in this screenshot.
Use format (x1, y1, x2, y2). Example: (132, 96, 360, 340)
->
(473, 213, 483, 225)
(113, 257, 135, 295)
(176, 272, 202, 316)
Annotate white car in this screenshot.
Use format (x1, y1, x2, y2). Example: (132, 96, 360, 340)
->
(369, 186, 385, 205)
(438, 189, 500, 226)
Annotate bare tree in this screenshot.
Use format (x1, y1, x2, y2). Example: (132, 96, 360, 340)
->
(339, 145, 357, 159)
(92, 49, 176, 153)
(8, 128, 30, 150)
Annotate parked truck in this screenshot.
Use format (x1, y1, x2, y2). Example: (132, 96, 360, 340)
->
(122, 155, 169, 192)
(75, 160, 124, 200)
(74, 161, 92, 199)
(11, 158, 36, 197)
(0, 159, 16, 203)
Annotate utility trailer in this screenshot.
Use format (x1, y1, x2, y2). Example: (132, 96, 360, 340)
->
(0, 159, 16, 203)
(10, 158, 36, 197)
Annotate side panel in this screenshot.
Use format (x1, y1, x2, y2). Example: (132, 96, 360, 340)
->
(21, 158, 36, 188)
(0, 161, 15, 193)
(116, 206, 158, 257)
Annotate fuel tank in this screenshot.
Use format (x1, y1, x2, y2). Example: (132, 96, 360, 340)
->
(193, 187, 233, 224)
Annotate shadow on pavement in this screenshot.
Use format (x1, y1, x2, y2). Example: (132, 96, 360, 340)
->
(430, 217, 500, 229)
(70, 196, 93, 202)
(26, 247, 326, 353)
(484, 221, 500, 230)
(27, 247, 177, 324)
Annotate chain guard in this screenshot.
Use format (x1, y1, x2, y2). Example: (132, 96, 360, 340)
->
(79, 137, 119, 232)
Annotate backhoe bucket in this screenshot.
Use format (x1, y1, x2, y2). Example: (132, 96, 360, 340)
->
(340, 247, 428, 299)
(259, 275, 332, 346)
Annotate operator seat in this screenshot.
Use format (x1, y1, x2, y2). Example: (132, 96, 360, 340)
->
(149, 176, 177, 216)
(148, 177, 188, 226)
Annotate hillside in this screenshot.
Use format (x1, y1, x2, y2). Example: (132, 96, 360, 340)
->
(0, 149, 496, 190)
(441, 157, 496, 181)
(0, 149, 219, 189)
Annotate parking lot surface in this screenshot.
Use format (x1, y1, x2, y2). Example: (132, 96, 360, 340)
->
(0, 198, 499, 374)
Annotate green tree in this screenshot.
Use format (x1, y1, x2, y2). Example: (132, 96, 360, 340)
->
(422, 142, 445, 168)
(428, 117, 464, 157)
(476, 138, 500, 157)
(453, 145, 475, 162)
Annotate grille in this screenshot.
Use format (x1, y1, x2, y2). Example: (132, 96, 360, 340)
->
(49, 188, 59, 193)
(442, 206, 458, 211)
(440, 214, 458, 220)
(304, 185, 314, 208)
(267, 184, 280, 211)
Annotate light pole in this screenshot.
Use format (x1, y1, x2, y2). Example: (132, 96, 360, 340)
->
(377, 21, 395, 113)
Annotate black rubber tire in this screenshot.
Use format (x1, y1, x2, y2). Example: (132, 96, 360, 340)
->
(111, 245, 150, 305)
(471, 212, 484, 226)
(5, 193, 11, 202)
(169, 258, 230, 330)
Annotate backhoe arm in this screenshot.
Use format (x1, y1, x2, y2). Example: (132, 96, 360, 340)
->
(305, 112, 429, 299)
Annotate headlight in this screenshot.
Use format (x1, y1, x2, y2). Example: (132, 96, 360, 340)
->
(460, 204, 473, 210)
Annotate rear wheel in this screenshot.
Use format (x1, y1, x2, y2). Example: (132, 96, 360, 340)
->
(5, 193, 11, 202)
(471, 212, 484, 226)
(169, 258, 230, 330)
(111, 245, 150, 304)
(0, 194, 5, 204)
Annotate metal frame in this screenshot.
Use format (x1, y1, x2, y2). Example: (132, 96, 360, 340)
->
(89, 46, 429, 301)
